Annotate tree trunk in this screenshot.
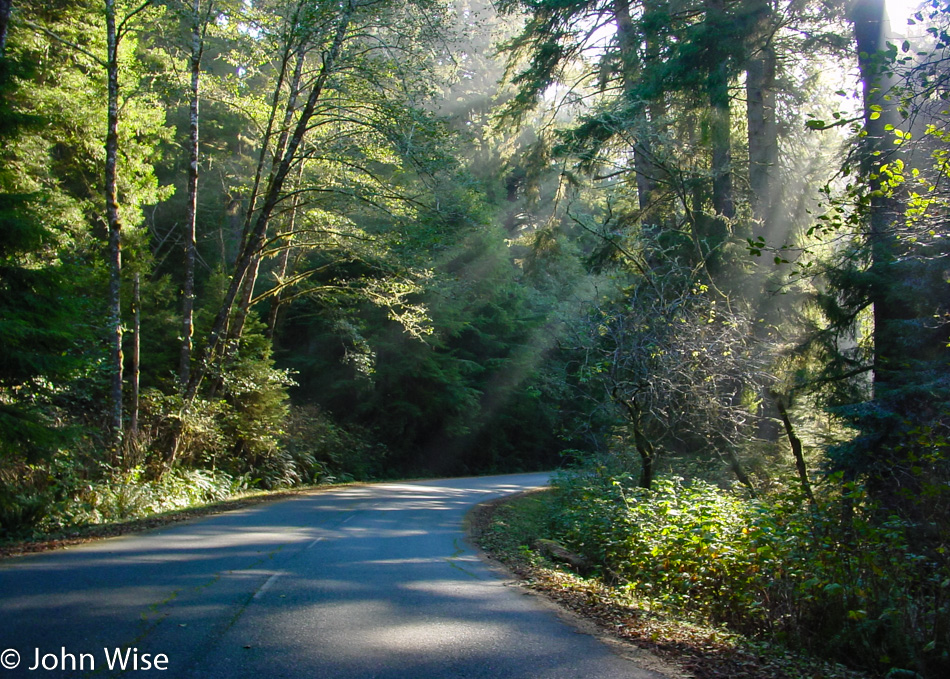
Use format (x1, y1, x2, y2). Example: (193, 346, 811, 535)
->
(633, 424, 655, 489)
(725, 445, 757, 498)
(237, 10, 305, 258)
(129, 272, 141, 442)
(614, 0, 656, 212)
(193, 3, 352, 396)
(611, 388, 655, 489)
(266, 164, 304, 339)
(179, 0, 205, 387)
(706, 0, 734, 223)
(105, 0, 124, 455)
(643, 0, 667, 206)
(746, 0, 777, 233)
(773, 392, 814, 503)
(227, 48, 306, 347)
(850, 0, 902, 390)
(207, 45, 307, 402)
(0, 0, 12, 55)
(230, 255, 261, 344)
(265, 250, 290, 339)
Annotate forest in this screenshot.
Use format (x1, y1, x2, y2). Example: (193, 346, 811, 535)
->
(0, 0, 948, 675)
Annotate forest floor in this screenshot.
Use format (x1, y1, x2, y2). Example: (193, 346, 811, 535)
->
(468, 489, 872, 679)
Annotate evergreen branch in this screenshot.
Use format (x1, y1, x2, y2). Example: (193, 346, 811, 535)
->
(117, 0, 155, 39)
(795, 365, 875, 393)
(12, 15, 106, 67)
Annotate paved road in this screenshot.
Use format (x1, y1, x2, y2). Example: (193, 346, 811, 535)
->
(0, 473, 671, 678)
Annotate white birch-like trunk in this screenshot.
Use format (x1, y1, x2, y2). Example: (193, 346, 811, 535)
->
(179, 0, 204, 386)
(105, 0, 124, 453)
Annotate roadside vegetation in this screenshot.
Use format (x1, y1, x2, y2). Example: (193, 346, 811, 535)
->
(476, 476, 937, 679)
(1, 400, 375, 540)
(0, 482, 318, 559)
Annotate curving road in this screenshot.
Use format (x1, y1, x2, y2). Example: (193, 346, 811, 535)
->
(0, 473, 671, 678)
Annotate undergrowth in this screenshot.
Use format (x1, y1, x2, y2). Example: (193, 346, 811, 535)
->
(61, 467, 248, 527)
(475, 472, 948, 679)
(546, 471, 949, 677)
(0, 403, 383, 539)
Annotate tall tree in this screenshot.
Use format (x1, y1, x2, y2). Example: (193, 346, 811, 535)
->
(168, 0, 455, 465)
(850, 0, 903, 388)
(787, 0, 950, 514)
(498, 0, 668, 211)
(614, 0, 657, 211)
(0, 5, 88, 464)
(180, 0, 357, 410)
(704, 0, 735, 223)
(178, 0, 211, 386)
(745, 0, 777, 230)
(104, 0, 125, 451)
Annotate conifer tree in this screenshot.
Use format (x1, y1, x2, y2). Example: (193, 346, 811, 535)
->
(0, 23, 82, 461)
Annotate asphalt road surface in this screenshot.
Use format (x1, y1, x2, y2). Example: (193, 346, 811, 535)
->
(0, 473, 673, 678)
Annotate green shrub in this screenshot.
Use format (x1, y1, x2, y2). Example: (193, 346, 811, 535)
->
(0, 483, 51, 537)
(0, 448, 89, 538)
(548, 470, 950, 676)
(753, 486, 950, 676)
(65, 467, 246, 524)
(551, 472, 770, 626)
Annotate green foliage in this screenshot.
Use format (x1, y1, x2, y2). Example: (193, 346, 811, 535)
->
(475, 489, 554, 565)
(783, 10, 950, 524)
(280, 404, 386, 482)
(574, 258, 773, 487)
(0, 472, 52, 538)
(0, 50, 90, 467)
(131, 320, 297, 485)
(217, 324, 294, 459)
(136, 388, 228, 466)
(1, 452, 242, 538)
(63, 466, 246, 526)
(551, 472, 767, 623)
(279, 216, 576, 477)
(548, 469, 950, 676)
